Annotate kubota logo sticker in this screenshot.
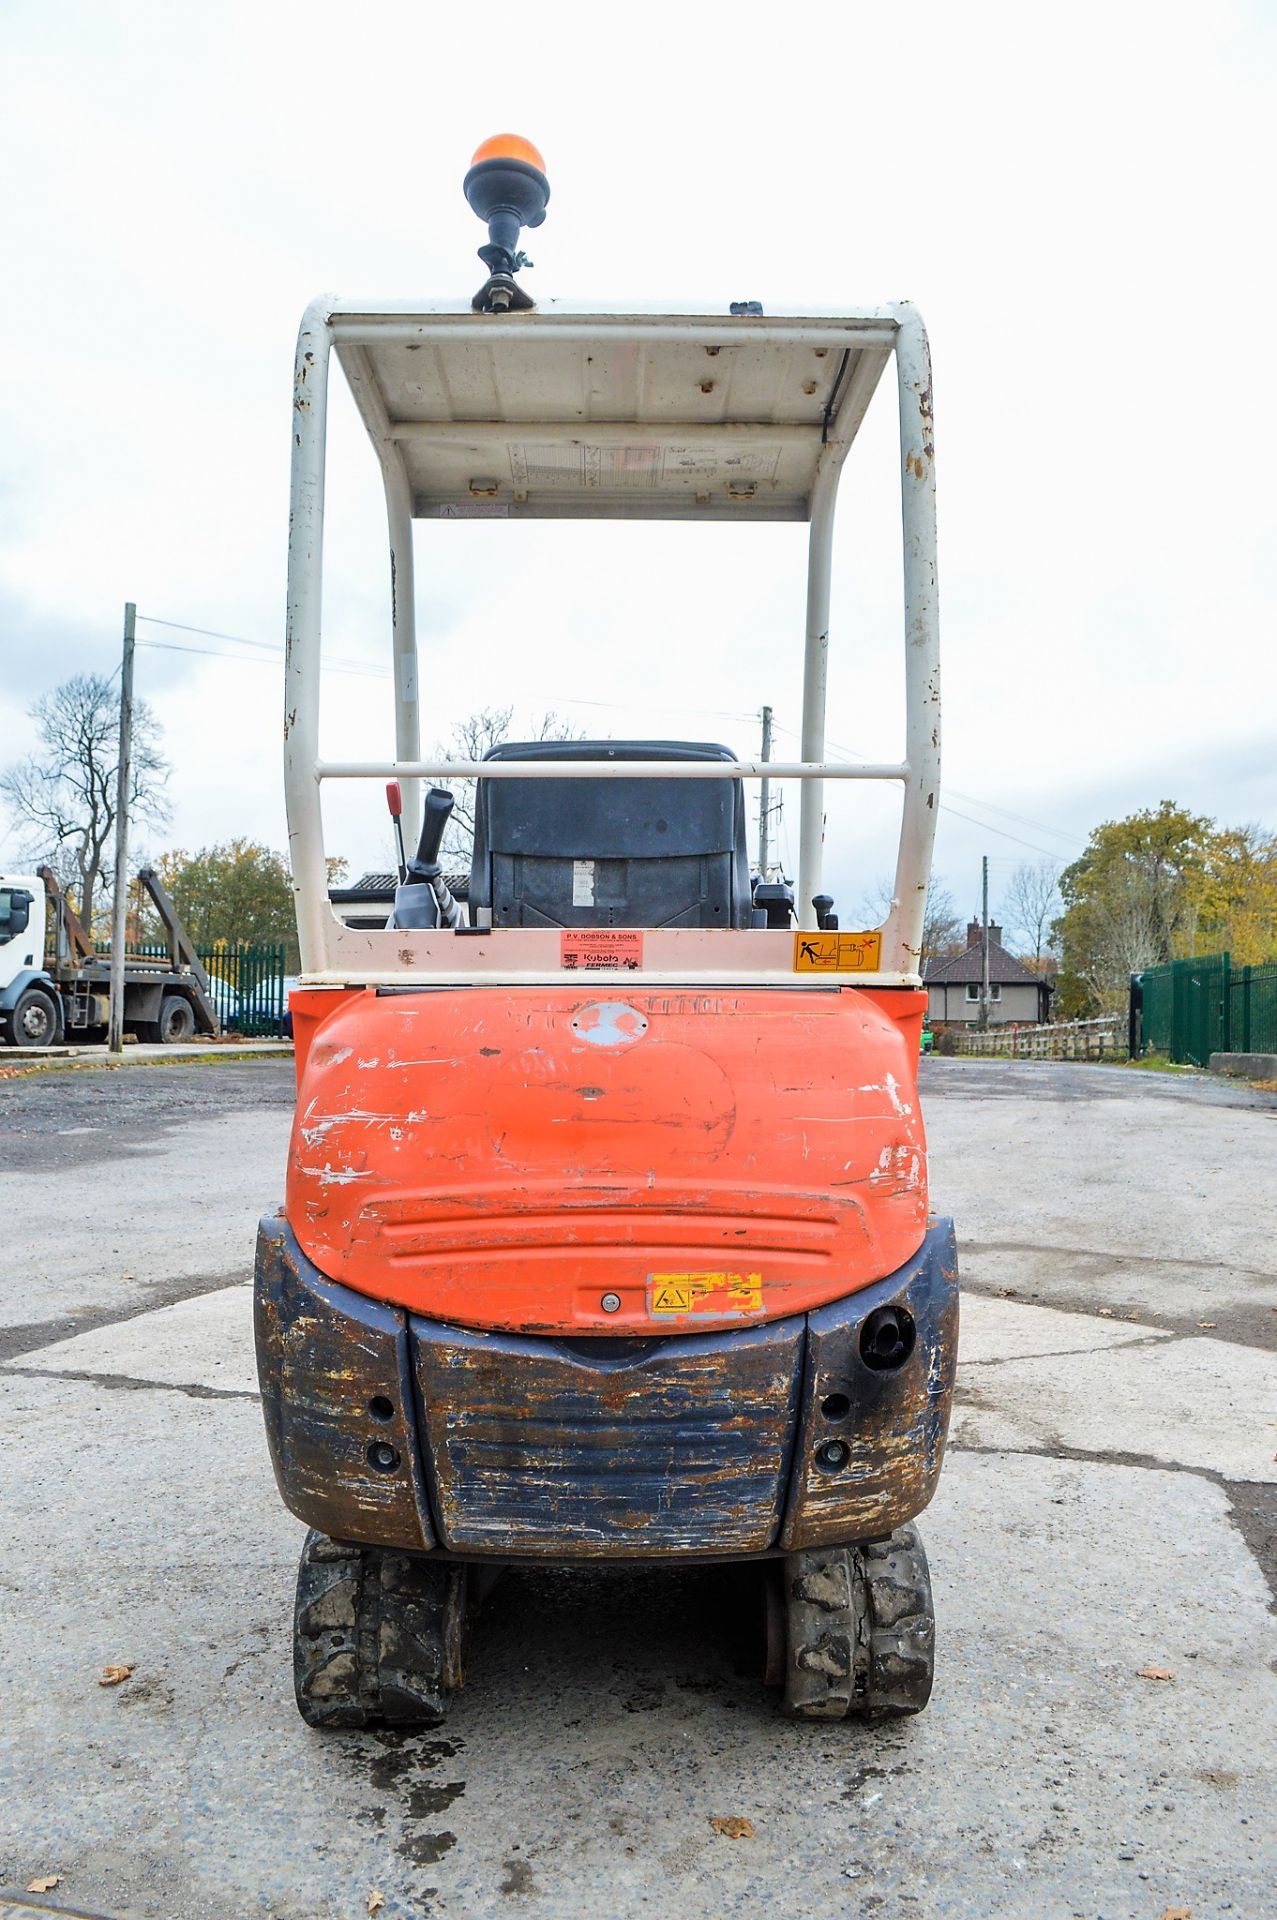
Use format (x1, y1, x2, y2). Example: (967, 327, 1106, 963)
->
(561, 929, 644, 971)
(648, 1271, 764, 1317)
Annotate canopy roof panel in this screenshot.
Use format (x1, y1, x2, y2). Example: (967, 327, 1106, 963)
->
(329, 302, 898, 521)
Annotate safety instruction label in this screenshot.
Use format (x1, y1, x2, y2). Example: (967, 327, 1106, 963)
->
(792, 930, 883, 973)
(648, 1272, 764, 1317)
(560, 929, 643, 972)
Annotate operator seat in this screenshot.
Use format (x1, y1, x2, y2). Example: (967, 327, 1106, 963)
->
(469, 740, 754, 929)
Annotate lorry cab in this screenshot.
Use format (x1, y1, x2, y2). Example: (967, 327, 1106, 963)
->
(0, 875, 55, 1046)
(0, 875, 41, 967)
(256, 137, 958, 1730)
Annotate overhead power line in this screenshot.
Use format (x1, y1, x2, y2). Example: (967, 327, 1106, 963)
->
(132, 616, 1078, 862)
(135, 615, 760, 724)
(766, 715, 1080, 862)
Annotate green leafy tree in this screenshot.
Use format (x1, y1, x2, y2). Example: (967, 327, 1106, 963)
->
(1196, 824, 1277, 966)
(1055, 802, 1219, 1013)
(148, 840, 299, 965)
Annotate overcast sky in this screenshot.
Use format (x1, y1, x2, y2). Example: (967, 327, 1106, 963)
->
(1, 0, 1273, 933)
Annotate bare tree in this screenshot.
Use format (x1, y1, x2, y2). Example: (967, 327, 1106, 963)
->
(1, 673, 170, 934)
(434, 706, 583, 865)
(1077, 867, 1166, 1012)
(999, 860, 1061, 965)
(859, 874, 964, 973)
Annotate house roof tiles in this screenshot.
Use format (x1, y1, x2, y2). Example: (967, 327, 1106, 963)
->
(924, 940, 1042, 986)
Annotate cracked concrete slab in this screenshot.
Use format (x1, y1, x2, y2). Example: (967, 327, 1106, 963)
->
(2, 1056, 1275, 1919)
(925, 1059, 1277, 1348)
(956, 1334, 1277, 1482)
(0, 1062, 294, 1335)
(0, 1365, 1273, 1920)
(958, 1291, 1173, 1362)
(12, 1284, 257, 1396)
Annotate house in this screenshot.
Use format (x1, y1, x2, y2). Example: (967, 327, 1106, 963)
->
(924, 921, 1052, 1027)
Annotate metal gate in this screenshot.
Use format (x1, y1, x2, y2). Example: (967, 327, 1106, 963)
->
(1137, 955, 1277, 1065)
(199, 943, 288, 1036)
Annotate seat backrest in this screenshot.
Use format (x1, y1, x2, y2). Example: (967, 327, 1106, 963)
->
(469, 740, 752, 929)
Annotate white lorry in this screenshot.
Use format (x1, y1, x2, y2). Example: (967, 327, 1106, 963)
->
(0, 865, 218, 1048)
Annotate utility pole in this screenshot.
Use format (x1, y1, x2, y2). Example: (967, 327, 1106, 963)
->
(979, 853, 991, 1032)
(107, 602, 136, 1058)
(758, 704, 773, 876)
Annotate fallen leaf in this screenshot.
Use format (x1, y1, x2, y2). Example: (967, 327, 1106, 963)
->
(367, 1894, 385, 1916)
(1138, 1665, 1175, 1682)
(28, 1877, 62, 1894)
(1196, 1321, 1217, 1329)
(1097, 1307, 1116, 1317)
(709, 1816, 755, 1839)
(1160, 1908, 1192, 1919)
(98, 1663, 134, 1687)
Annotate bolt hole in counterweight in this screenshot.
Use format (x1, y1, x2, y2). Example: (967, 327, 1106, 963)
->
(368, 1395, 396, 1422)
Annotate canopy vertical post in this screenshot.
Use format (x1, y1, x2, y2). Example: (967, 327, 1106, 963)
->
(797, 461, 839, 928)
(884, 304, 941, 975)
(383, 454, 421, 848)
(284, 299, 333, 975)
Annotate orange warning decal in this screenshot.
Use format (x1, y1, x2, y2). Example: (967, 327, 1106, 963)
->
(648, 1271, 764, 1317)
(792, 930, 882, 973)
(561, 929, 644, 972)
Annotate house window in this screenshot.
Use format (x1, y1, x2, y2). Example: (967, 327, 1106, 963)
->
(965, 982, 1002, 1002)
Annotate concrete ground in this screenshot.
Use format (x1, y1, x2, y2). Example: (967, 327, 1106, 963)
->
(0, 1056, 1274, 1920)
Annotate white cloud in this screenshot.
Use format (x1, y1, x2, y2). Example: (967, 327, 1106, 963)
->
(1, 0, 1273, 915)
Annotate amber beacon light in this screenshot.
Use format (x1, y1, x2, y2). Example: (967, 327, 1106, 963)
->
(463, 133, 550, 312)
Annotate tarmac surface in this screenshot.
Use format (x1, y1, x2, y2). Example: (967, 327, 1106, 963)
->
(1, 1055, 1274, 1920)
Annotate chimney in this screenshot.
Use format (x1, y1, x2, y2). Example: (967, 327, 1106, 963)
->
(967, 919, 1003, 949)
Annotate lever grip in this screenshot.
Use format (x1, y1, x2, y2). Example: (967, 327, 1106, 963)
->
(414, 787, 455, 869)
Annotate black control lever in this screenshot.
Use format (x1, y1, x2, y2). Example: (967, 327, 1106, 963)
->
(392, 787, 463, 930)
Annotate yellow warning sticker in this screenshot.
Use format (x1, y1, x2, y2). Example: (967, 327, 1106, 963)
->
(648, 1271, 764, 1317)
(792, 930, 883, 973)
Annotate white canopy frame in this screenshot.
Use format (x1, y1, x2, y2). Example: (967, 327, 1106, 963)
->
(284, 301, 939, 987)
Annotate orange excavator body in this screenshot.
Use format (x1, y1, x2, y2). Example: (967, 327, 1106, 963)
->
(287, 983, 928, 1335)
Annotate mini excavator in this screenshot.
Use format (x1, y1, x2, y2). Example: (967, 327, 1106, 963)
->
(256, 136, 958, 1728)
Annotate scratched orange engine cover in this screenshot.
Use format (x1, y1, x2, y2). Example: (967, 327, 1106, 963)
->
(287, 985, 929, 1334)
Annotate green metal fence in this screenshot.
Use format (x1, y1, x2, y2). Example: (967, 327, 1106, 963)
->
(202, 942, 288, 1037)
(1138, 954, 1277, 1065)
(129, 940, 288, 1037)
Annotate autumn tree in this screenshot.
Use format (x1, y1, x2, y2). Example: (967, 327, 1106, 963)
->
(1, 673, 170, 936)
(1195, 824, 1277, 965)
(1054, 802, 1219, 1012)
(146, 840, 298, 964)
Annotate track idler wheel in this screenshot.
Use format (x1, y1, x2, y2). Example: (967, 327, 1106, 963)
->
(293, 1530, 469, 1729)
(776, 1523, 935, 1721)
